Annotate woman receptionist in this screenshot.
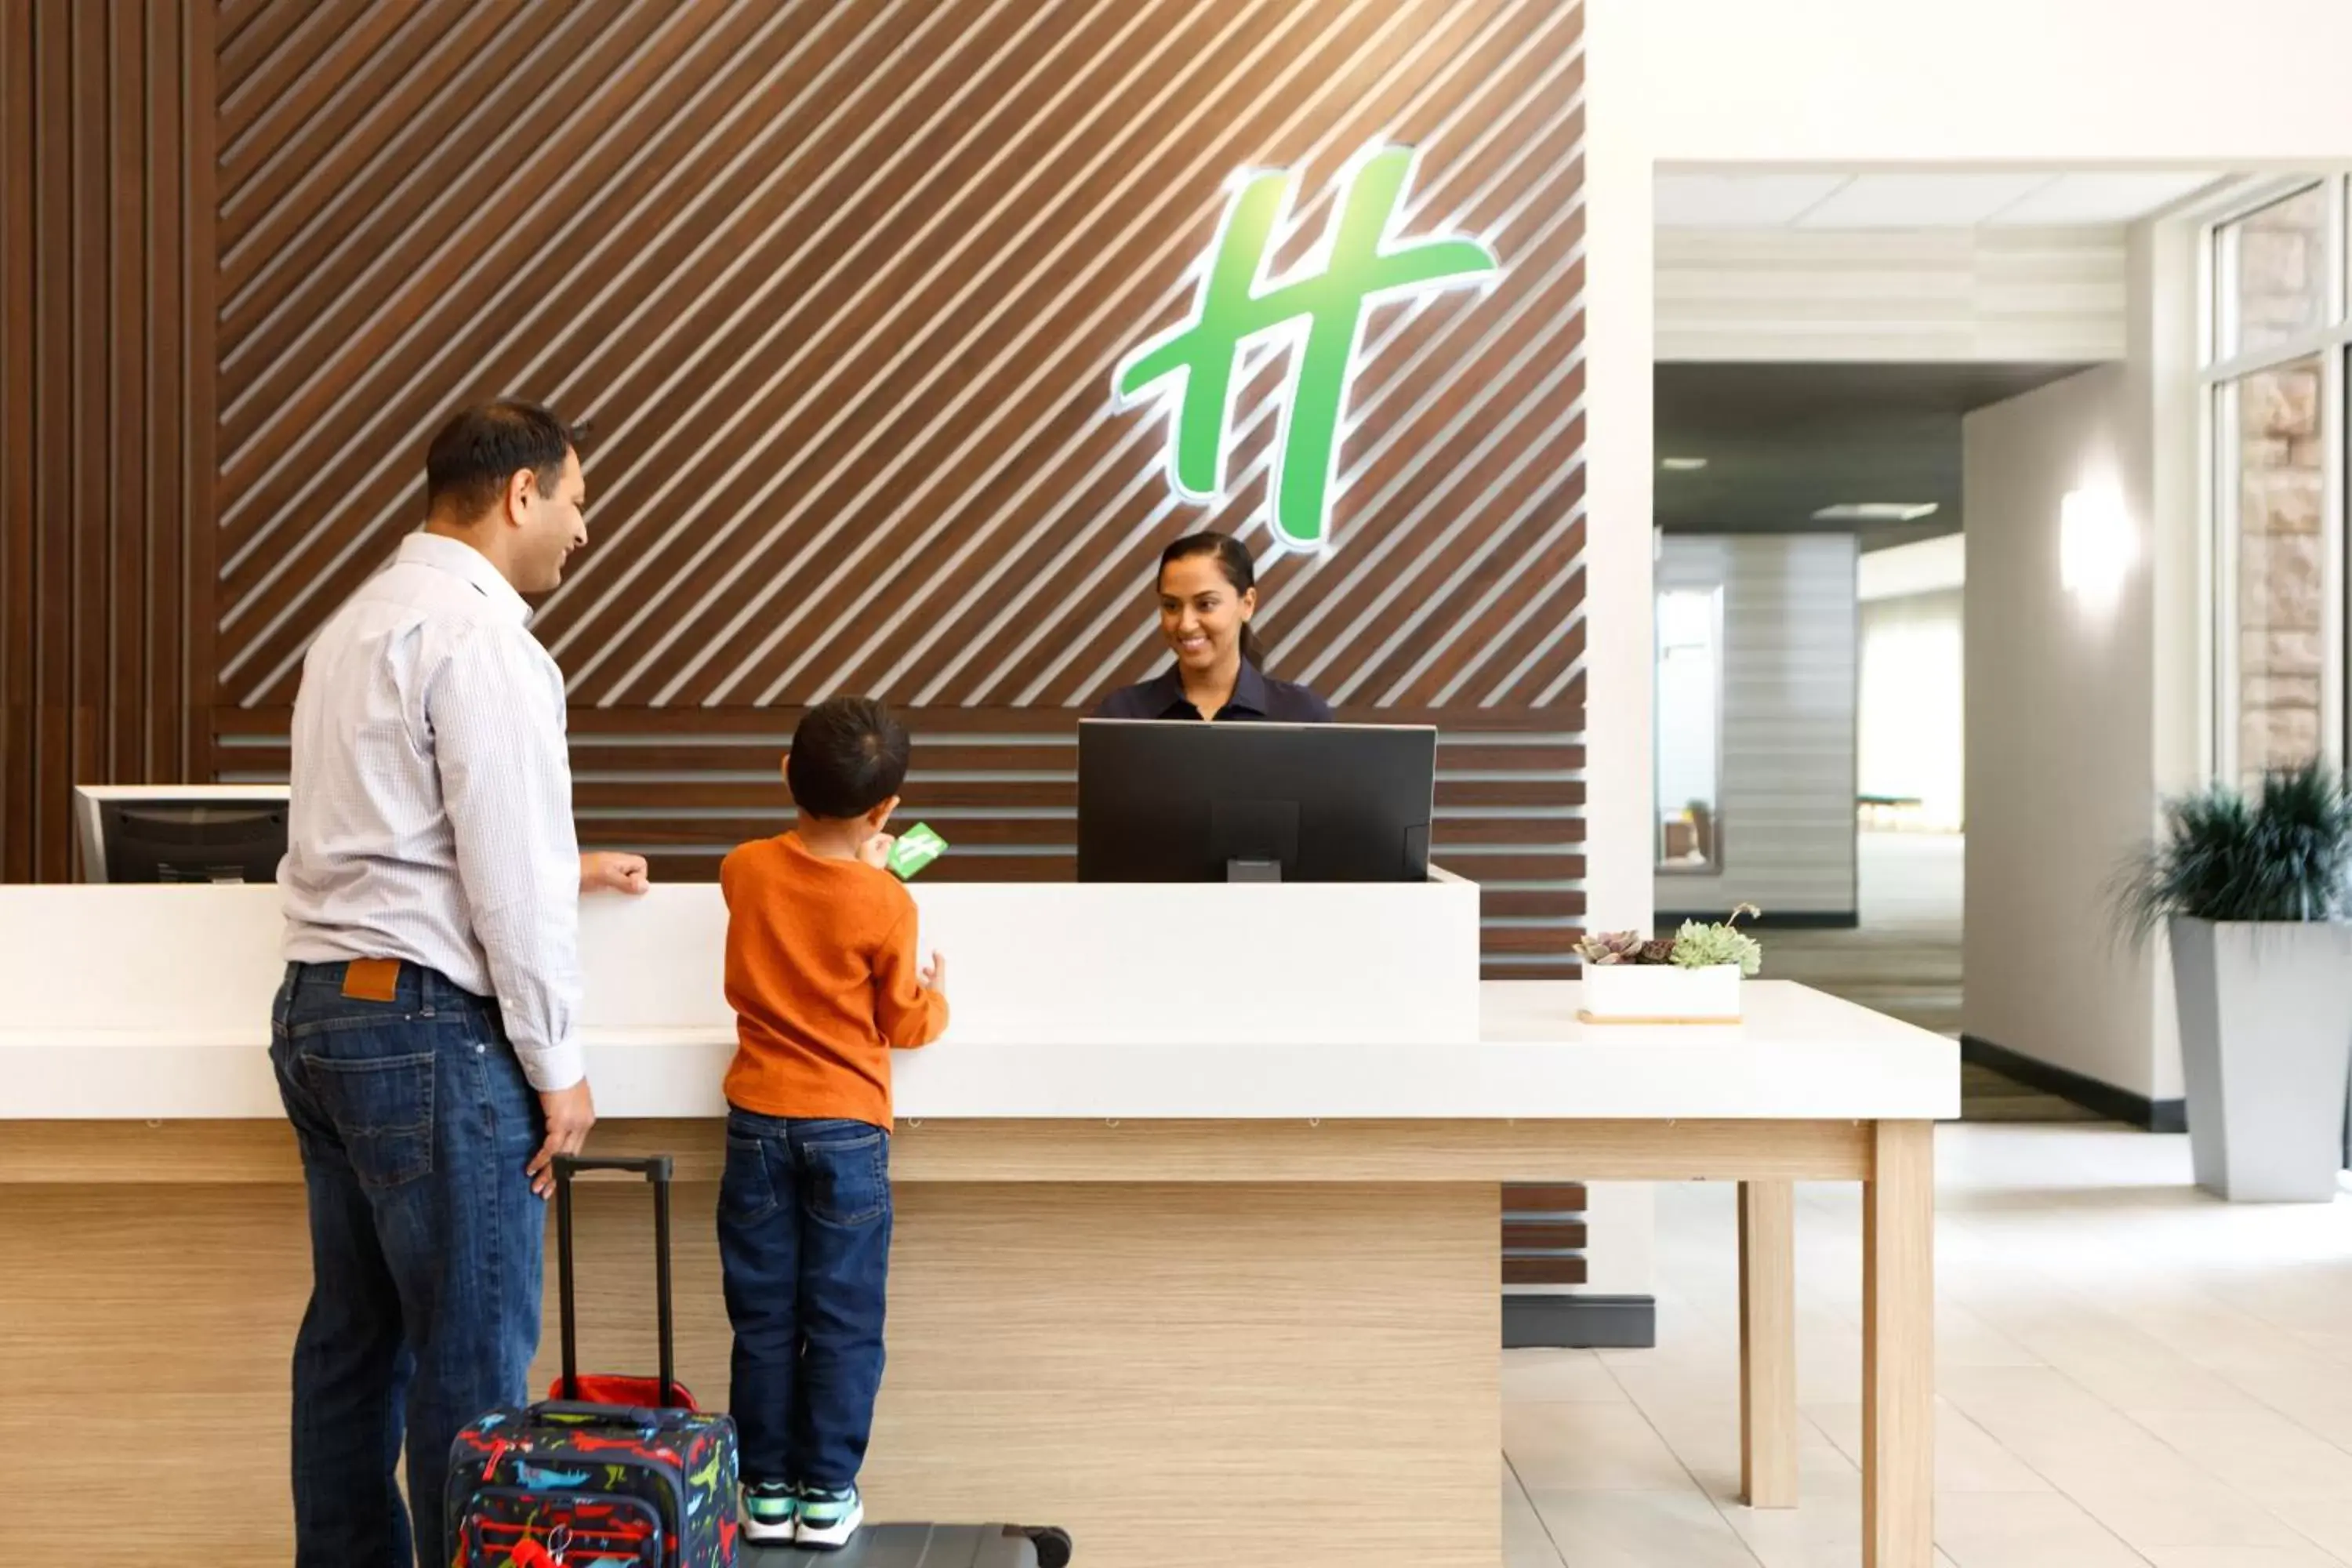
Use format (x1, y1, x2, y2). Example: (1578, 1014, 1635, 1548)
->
(1091, 532, 1335, 723)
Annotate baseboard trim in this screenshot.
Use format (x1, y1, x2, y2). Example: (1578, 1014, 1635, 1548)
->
(1658, 909, 1859, 931)
(1961, 1033, 2187, 1133)
(1502, 1292, 1657, 1349)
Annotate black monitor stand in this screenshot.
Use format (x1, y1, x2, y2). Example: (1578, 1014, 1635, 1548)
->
(1211, 798, 1298, 884)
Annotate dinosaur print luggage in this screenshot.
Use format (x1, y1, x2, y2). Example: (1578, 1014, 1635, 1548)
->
(446, 1154, 742, 1567)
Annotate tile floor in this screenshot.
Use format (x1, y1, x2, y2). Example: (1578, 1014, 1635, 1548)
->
(1501, 1122, 2352, 1566)
(1762, 831, 1963, 1040)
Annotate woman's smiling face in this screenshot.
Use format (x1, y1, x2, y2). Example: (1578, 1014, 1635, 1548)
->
(1158, 553, 1256, 672)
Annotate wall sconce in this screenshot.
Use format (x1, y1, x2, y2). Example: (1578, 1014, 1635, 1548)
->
(2060, 485, 2134, 604)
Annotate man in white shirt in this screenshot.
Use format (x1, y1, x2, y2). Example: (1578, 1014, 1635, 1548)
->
(270, 401, 649, 1568)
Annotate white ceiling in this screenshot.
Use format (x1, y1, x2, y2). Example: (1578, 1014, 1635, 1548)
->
(1657, 171, 2225, 230)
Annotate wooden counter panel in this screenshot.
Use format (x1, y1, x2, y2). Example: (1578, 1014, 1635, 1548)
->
(0, 1116, 1872, 1185)
(1, 1179, 1502, 1568)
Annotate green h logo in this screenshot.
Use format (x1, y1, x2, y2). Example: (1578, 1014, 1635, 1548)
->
(1114, 144, 1500, 553)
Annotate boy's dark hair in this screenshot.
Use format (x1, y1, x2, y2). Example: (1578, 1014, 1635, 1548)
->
(787, 697, 911, 821)
(425, 400, 593, 521)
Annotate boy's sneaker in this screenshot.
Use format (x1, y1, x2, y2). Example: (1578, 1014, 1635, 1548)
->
(794, 1484, 864, 1551)
(742, 1480, 799, 1544)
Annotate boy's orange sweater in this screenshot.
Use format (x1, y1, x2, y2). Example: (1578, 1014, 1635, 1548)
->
(719, 832, 949, 1131)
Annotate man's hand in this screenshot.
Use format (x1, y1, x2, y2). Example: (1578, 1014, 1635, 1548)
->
(858, 833, 897, 871)
(580, 851, 651, 895)
(529, 1079, 597, 1198)
(921, 951, 947, 1000)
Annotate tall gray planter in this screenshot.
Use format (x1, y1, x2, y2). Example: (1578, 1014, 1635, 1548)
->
(2169, 916, 2352, 1202)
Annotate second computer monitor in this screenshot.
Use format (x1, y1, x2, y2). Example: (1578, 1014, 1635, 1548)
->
(72, 785, 290, 885)
(1076, 720, 1437, 884)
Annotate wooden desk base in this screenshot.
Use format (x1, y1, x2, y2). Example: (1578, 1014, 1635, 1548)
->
(0, 1118, 1933, 1568)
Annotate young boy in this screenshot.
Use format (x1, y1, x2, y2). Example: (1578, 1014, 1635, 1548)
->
(717, 696, 949, 1549)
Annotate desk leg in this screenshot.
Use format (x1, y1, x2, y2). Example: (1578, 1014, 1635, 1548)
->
(1737, 1178, 1798, 1508)
(1863, 1120, 1935, 1568)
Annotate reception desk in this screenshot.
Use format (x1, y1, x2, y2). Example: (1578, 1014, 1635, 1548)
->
(0, 882, 1955, 1567)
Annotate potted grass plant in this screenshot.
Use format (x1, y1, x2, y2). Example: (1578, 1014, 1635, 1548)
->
(2117, 761, 2352, 1202)
(1576, 906, 1763, 1024)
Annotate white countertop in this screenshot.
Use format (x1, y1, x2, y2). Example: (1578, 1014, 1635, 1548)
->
(0, 982, 1958, 1122)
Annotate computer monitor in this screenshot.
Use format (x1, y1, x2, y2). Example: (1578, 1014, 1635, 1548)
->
(73, 785, 291, 885)
(1076, 720, 1437, 884)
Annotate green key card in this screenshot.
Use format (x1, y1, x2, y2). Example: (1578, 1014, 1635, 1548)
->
(886, 822, 949, 880)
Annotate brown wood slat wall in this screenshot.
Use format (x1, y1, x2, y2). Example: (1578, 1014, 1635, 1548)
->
(7, 0, 1588, 975)
(1501, 1181, 1590, 1287)
(0, 1, 216, 883)
(216, 702, 1586, 977)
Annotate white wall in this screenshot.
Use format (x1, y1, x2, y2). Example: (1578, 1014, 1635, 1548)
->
(1957, 216, 2201, 1106)
(1573, 0, 2339, 1296)
(1628, 0, 2352, 167)
(1962, 365, 2167, 1098)
(1655, 535, 1860, 919)
(1581, 1, 1655, 941)
(1584, 0, 2352, 939)
(1656, 227, 2129, 362)
(1860, 590, 1965, 830)
(1858, 532, 1965, 603)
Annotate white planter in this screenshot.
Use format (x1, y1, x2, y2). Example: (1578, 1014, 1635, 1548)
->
(2169, 916, 2352, 1203)
(1577, 964, 1743, 1025)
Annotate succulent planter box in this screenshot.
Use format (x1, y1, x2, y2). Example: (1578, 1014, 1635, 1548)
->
(1577, 963, 1744, 1025)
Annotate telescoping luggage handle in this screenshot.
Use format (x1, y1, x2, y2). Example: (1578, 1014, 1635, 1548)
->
(552, 1154, 679, 1408)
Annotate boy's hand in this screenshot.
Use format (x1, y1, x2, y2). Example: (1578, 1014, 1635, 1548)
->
(921, 952, 946, 998)
(858, 833, 896, 871)
(581, 851, 651, 895)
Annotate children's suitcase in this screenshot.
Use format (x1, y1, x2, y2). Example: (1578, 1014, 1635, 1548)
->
(747, 1524, 1072, 1567)
(446, 1154, 742, 1567)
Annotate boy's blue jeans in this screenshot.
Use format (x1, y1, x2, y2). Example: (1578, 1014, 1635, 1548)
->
(268, 960, 545, 1568)
(717, 1106, 893, 1490)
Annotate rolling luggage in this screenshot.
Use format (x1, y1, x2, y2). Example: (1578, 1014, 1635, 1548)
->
(747, 1523, 1072, 1567)
(445, 1153, 742, 1566)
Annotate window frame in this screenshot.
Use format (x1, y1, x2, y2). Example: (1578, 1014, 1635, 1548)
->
(2201, 175, 2352, 783)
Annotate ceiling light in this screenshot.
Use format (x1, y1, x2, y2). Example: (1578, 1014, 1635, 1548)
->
(1811, 503, 1940, 523)
(1661, 456, 1708, 471)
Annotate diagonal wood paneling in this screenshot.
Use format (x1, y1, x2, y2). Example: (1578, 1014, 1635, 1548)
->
(202, 0, 1588, 967)
(0, 0, 1586, 974)
(0, 0, 216, 884)
(210, 0, 1585, 714)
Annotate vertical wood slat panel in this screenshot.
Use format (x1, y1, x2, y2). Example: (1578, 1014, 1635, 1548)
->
(185, 0, 219, 797)
(147, 0, 184, 784)
(34, 0, 71, 881)
(0, 0, 31, 880)
(111, 2, 146, 784)
(0, 2, 211, 881)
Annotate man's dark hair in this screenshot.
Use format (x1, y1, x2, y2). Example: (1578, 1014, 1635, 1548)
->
(786, 697, 911, 821)
(424, 400, 593, 521)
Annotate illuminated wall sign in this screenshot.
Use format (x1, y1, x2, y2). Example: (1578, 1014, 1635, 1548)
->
(1113, 143, 1501, 554)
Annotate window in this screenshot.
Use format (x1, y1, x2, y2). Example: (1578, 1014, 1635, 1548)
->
(2222, 357, 2328, 775)
(2206, 179, 2350, 784)
(2216, 185, 2332, 360)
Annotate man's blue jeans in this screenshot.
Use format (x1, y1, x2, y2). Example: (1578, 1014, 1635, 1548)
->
(717, 1107, 893, 1490)
(269, 960, 546, 1568)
